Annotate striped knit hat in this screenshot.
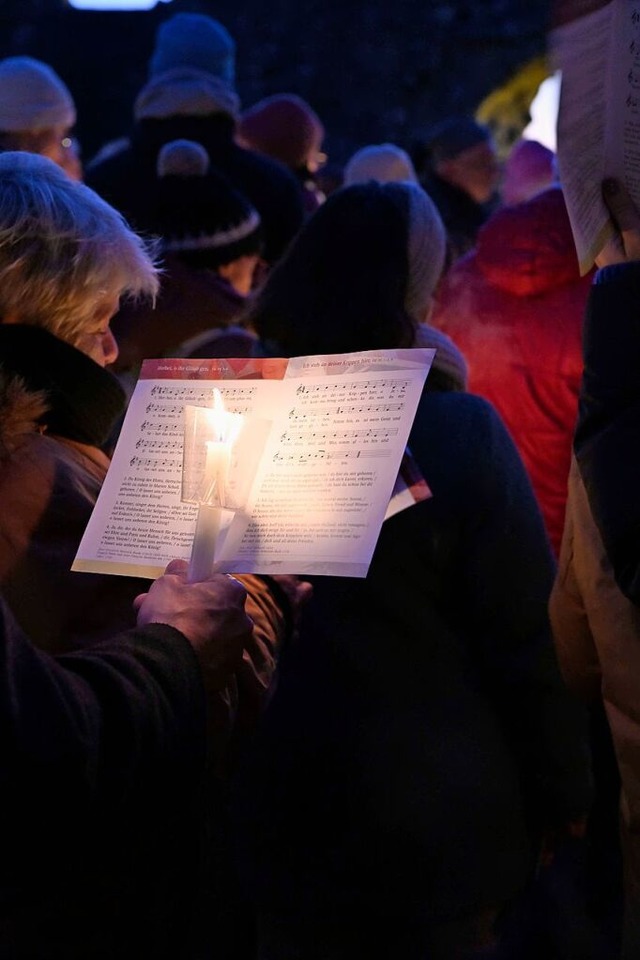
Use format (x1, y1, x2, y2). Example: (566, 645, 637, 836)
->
(153, 139, 262, 268)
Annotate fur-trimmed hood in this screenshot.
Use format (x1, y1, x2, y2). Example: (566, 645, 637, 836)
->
(0, 369, 48, 462)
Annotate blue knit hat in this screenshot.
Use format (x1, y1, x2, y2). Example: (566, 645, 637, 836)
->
(149, 13, 236, 86)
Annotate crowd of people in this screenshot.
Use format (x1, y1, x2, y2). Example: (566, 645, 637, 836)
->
(0, 9, 638, 960)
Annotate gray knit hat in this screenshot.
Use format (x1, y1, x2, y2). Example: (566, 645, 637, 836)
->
(0, 56, 76, 132)
(402, 182, 447, 325)
(413, 322, 468, 391)
(344, 143, 418, 186)
(134, 68, 240, 122)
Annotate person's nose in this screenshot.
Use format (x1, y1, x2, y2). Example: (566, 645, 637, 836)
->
(102, 327, 119, 366)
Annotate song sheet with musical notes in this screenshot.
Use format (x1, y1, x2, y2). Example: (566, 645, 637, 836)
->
(551, 0, 640, 273)
(72, 348, 434, 579)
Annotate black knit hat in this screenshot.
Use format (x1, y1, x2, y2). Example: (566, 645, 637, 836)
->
(153, 139, 262, 268)
(425, 116, 491, 165)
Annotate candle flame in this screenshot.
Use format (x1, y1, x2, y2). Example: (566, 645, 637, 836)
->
(197, 389, 244, 506)
(206, 388, 244, 446)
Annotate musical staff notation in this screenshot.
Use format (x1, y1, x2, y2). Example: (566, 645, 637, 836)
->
(144, 400, 252, 417)
(150, 384, 257, 399)
(135, 438, 182, 451)
(280, 426, 398, 443)
(139, 421, 182, 435)
(295, 377, 410, 396)
(289, 401, 403, 419)
(145, 402, 184, 415)
(128, 455, 181, 468)
(273, 448, 391, 464)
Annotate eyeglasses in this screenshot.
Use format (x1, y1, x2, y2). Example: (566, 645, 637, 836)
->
(60, 136, 80, 154)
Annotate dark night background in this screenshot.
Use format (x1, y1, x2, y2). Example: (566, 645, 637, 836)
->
(0, 0, 553, 166)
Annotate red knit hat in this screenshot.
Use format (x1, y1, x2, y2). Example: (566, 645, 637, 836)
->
(238, 94, 324, 171)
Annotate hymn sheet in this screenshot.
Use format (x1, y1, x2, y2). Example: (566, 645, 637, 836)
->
(551, 0, 640, 273)
(72, 349, 434, 579)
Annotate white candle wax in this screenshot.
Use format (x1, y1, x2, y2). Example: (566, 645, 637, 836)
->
(188, 440, 232, 582)
(186, 389, 243, 582)
(201, 439, 230, 506)
(188, 503, 222, 582)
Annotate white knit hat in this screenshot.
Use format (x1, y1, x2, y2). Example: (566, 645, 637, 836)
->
(0, 56, 76, 132)
(344, 143, 418, 186)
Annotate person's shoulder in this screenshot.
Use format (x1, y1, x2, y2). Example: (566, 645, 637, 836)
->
(418, 388, 500, 426)
(413, 390, 514, 467)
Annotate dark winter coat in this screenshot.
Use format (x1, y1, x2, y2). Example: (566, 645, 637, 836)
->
(232, 387, 593, 944)
(0, 593, 206, 959)
(0, 321, 291, 955)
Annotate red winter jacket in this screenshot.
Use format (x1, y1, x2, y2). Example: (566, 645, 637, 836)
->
(431, 186, 593, 556)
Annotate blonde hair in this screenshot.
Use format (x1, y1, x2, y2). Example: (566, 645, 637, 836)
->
(0, 151, 159, 346)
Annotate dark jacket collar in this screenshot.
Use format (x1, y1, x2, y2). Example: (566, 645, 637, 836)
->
(0, 324, 126, 448)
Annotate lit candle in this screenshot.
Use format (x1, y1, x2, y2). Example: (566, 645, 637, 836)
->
(187, 389, 243, 582)
(201, 438, 230, 506)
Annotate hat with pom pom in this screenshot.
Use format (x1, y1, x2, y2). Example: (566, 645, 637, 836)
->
(152, 139, 262, 268)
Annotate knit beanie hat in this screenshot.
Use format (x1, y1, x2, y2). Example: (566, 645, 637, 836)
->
(149, 13, 236, 86)
(413, 322, 468, 391)
(401, 182, 447, 325)
(153, 139, 262, 268)
(426, 116, 491, 165)
(0, 56, 76, 133)
(344, 143, 418, 186)
(135, 68, 240, 122)
(238, 94, 324, 170)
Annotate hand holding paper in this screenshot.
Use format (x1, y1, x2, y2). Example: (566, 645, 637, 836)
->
(595, 177, 640, 265)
